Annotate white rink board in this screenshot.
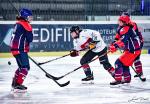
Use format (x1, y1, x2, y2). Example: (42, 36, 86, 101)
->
(0, 54, 150, 104)
(1, 20, 150, 24)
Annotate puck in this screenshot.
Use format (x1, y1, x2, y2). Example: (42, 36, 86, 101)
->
(8, 61, 11, 65)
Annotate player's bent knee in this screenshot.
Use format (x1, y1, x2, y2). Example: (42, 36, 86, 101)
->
(101, 61, 112, 70)
(22, 65, 30, 70)
(80, 59, 87, 65)
(115, 59, 123, 67)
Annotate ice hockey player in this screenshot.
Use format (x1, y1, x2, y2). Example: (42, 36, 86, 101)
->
(10, 8, 33, 90)
(109, 15, 141, 85)
(120, 12, 146, 81)
(69, 26, 115, 82)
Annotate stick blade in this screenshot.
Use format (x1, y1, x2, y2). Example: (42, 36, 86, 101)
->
(45, 73, 70, 87)
(141, 77, 146, 82)
(59, 81, 70, 87)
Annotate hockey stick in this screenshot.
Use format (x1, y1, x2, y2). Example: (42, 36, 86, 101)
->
(37, 53, 70, 65)
(8, 0, 19, 14)
(0, 41, 3, 48)
(7, 0, 70, 87)
(37, 48, 88, 65)
(131, 65, 146, 81)
(118, 49, 146, 82)
(28, 56, 70, 87)
(49, 51, 110, 80)
(0, 0, 17, 48)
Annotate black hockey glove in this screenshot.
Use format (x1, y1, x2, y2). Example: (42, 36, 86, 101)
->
(70, 50, 79, 57)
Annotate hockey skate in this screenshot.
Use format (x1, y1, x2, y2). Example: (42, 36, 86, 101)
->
(110, 80, 130, 85)
(110, 81, 122, 85)
(11, 78, 27, 93)
(81, 75, 94, 84)
(82, 75, 94, 81)
(12, 85, 27, 93)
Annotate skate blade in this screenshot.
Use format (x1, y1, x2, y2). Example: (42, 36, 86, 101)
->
(122, 82, 130, 85)
(82, 80, 94, 84)
(11, 88, 27, 93)
(110, 84, 121, 88)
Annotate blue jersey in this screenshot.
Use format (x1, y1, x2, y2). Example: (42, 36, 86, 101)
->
(10, 20, 33, 55)
(129, 21, 143, 48)
(114, 25, 141, 53)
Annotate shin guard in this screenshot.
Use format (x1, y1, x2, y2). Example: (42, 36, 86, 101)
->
(17, 68, 28, 85)
(114, 59, 123, 81)
(134, 60, 143, 74)
(82, 64, 92, 77)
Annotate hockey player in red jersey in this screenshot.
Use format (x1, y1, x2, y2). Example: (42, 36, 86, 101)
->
(109, 15, 141, 85)
(70, 26, 115, 82)
(10, 8, 33, 90)
(121, 12, 146, 81)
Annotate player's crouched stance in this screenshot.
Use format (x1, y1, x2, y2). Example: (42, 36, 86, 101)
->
(10, 8, 33, 91)
(70, 26, 115, 83)
(109, 15, 141, 85)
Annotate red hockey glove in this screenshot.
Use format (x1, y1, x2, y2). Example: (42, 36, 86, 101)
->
(109, 44, 117, 53)
(70, 50, 79, 57)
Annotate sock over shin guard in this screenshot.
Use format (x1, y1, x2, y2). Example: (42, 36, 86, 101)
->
(15, 68, 28, 85)
(123, 67, 131, 82)
(114, 59, 123, 81)
(82, 64, 92, 77)
(134, 60, 143, 74)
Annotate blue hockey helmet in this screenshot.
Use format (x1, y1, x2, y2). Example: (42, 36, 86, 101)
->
(20, 8, 32, 19)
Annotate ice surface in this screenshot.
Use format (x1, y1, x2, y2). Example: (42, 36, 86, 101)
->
(0, 54, 150, 104)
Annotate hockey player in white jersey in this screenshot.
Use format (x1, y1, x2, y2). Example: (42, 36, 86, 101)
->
(70, 26, 115, 81)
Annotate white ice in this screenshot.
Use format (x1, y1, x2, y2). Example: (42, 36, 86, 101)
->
(0, 54, 150, 104)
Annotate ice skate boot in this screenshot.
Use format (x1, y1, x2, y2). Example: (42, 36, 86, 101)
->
(81, 75, 94, 84)
(110, 80, 122, 85)
(82, 76, 94, 81)
(12, 84, 27, 93)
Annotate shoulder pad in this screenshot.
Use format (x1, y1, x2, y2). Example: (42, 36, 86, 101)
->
(17, 21, 32, 31)
(130, 21, 136, 25)
(120, 26, 129, 35)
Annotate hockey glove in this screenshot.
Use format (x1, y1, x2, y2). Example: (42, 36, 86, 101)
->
(109, 44, 117, 53)
(70, 50, 79, 57)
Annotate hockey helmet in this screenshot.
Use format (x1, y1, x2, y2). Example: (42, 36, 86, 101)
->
(118, 15, 130, 24)
(121, 12, 130, 17)
(20, 8, 32, 19)
(70, 25, 80, 33)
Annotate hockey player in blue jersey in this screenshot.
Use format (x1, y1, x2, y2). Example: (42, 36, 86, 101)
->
(10, 8, 33, 90)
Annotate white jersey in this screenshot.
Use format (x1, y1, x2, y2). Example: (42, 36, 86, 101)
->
(73, 29, 106, 53)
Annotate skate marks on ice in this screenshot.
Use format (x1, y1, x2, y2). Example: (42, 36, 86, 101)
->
(0, 82, 150, 104)
(59, 79, 150, 104)
(0, 55, 150, 104)
(0, 91, 31, 104)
